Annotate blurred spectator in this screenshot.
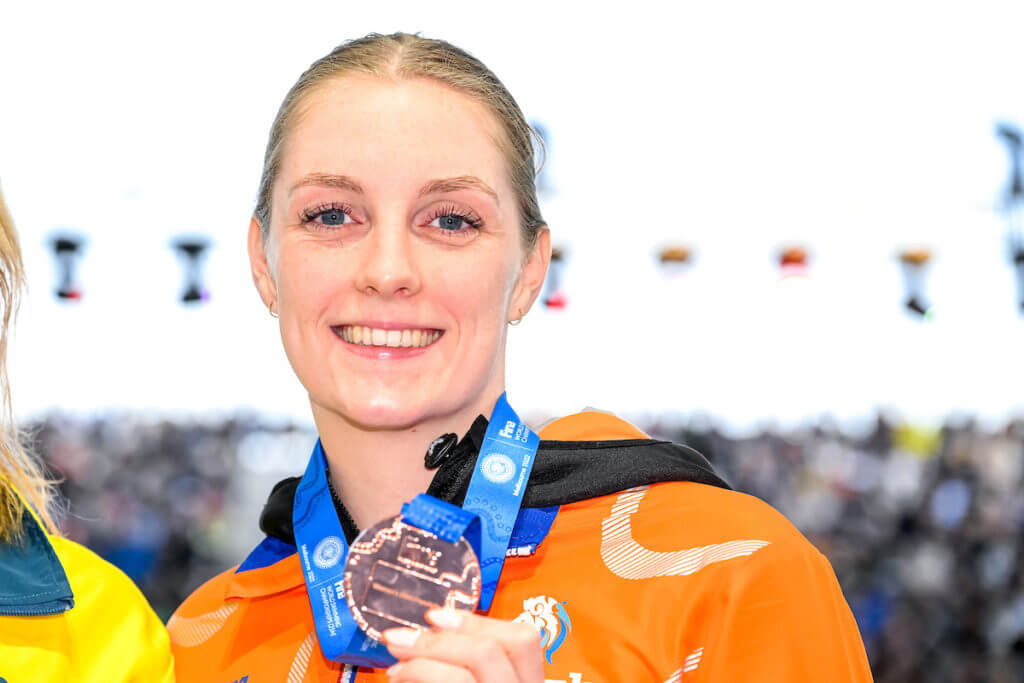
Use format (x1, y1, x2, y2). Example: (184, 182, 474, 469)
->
(29, 411, 1024, 681)
(28, 415, 313, 619)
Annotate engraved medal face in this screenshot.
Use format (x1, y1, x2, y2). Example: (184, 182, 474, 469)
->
(343, 515, 481, 641)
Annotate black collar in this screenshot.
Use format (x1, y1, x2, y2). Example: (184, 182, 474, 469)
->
(260, 415, 730, 545)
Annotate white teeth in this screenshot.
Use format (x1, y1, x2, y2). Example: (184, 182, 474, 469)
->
(338, 325, 441, 348)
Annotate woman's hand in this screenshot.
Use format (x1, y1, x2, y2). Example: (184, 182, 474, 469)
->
(382, 608, 545, 682)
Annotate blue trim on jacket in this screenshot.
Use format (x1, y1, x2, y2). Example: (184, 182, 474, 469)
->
(0, 508, 74, 617)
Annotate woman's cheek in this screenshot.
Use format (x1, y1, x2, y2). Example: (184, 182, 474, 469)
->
(438, 252, 512, 315)
(454, 284, 505, 336)
(275, 261, 335, 371)
(281, 249, 347, 324)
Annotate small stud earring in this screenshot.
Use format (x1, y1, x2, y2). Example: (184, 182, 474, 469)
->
(509, 308, 524, 326)
(269, 302, 279, 319)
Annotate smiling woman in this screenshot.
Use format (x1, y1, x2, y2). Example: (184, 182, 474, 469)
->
(252, 68, 549, 448)
(169, 33, 872, 683)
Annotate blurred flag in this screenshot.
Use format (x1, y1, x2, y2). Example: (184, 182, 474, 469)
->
(898, 248, 934, 319)
(543, 246, 567, 310)
(995, 123, 1024, 312)
(657, 244, 694, 278)
(172, 237, 211, 305)
(48, 233, 86, 302)
(779, 245, 809, 281)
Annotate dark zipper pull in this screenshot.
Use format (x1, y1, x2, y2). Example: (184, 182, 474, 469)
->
(424, 433, 458, 469)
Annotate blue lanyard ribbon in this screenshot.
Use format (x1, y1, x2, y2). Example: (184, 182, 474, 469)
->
(292, 438, 392, 667)
(292, 392, 540, 667)
(460, 395, 540, 609)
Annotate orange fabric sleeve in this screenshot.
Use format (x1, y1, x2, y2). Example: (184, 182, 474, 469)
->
(693, 536, 872, 682)
(539, 411, 649, 440)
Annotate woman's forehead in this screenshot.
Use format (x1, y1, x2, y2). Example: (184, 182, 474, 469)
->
(279, 75, 510, 197)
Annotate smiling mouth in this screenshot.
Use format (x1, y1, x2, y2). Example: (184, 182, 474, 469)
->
(333, 325, 443, 348)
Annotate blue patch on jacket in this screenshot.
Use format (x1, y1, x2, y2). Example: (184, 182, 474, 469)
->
(0, 510, 74, 617)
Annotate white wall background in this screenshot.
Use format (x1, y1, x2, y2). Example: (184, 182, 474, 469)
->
(1, 0, 1023, 434)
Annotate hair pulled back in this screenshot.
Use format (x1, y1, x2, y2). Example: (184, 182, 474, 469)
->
(254, 32, 545, 248)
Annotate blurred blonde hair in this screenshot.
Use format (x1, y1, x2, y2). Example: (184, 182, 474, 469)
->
(254, 32, 546, 249)
(0, 185, 57, 540)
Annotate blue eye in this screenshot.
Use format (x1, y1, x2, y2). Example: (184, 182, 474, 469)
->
(435, 215, 465, 231)
(302, 204, 354, 228)
(422, 205, 483, 238)
(319, 208, 348, 226)
(425, 202, 485, 235)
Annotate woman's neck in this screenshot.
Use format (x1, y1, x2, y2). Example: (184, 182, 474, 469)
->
(310, 396, 498, 532)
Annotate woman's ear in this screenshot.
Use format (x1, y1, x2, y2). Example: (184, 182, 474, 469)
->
(248, 216, 278, 311)
(510, 227, 551, 320)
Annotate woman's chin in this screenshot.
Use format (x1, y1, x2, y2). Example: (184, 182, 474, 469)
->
(331, 394, 445, 431)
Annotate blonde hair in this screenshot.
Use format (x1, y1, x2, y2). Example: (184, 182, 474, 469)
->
(0, 185, 57, 540)
(254, 32, 545, 248)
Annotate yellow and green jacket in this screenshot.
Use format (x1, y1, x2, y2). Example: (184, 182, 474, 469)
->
(0, 494, 174, 682)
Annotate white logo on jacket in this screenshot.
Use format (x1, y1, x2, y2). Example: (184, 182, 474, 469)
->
(513, 595, 572, 665)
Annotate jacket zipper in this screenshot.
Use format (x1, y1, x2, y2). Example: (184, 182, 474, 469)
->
(0, 601, 73, 617)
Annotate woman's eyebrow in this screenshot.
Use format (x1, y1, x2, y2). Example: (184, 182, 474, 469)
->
(289, 173, 365, 196)
(418, 176, 499, 204)
(288, 173, 498, 204)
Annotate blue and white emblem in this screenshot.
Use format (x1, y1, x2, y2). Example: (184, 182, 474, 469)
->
(313, 535, 344, 569)
(514, 595, 572, 664)
(480, 453, 516, 484)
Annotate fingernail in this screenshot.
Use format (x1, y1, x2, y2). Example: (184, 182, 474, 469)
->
(426, 608, 463, 630)
(383, 628, 421, 648)
(386, 663, 402, 677)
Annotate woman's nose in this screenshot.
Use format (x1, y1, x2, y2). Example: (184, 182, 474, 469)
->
(354, 223, 421, 298)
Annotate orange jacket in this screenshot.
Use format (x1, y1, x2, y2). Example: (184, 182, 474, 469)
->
(170, 412, 871, 682)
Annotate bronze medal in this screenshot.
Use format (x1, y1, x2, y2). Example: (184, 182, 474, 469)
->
(343, 515, 481, 641)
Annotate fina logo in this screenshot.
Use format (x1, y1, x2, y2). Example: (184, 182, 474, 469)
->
(480, 453, 516, 484)
(498, 420, 516, 438)
(313, 536, 344, 569)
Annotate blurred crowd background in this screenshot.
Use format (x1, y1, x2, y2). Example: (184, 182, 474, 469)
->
(30, 412, 1024, 682)
(7, 2, 1024, 682)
